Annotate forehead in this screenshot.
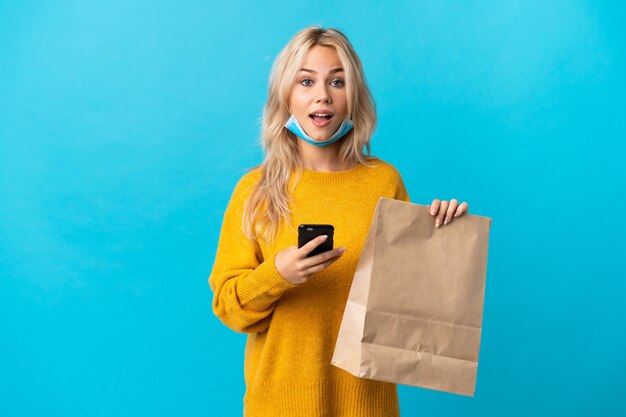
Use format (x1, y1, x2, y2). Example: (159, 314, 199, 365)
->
(300, 45, 342, 70)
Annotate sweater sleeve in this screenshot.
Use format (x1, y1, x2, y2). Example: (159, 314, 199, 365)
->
(208, 174, 297, 334)
(394, 171, 411, 203)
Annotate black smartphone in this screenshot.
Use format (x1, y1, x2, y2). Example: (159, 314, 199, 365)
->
(298, 224, 334, 257)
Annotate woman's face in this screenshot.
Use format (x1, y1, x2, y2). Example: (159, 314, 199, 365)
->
(288, 45, 348, 142)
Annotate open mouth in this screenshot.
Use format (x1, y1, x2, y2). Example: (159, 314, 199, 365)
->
(309, 112, 334, 127)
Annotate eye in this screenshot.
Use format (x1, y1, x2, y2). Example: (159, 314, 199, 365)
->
(300, 78, 313, 86)
(331, 79, 345, 87)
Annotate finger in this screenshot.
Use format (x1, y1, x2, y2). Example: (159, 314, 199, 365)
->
(429, 199, 440, 216)
(301, 247, 345, 269)
(435, 200, 449, 228)
(454, 202, 468, 217)
(304, 252, 342, 275)
(444, 199, 459, 225)
(298, 235, 330, 257)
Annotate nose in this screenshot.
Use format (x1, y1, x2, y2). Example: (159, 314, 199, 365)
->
(315, 83, 332, 104)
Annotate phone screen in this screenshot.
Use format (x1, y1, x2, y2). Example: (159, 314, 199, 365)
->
(298, 224, 334, 257)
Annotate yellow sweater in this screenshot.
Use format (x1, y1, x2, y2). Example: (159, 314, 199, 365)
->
(209, 158, 411, 417)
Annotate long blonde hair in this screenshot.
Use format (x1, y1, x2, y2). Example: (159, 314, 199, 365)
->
(242, 26, 379, 243)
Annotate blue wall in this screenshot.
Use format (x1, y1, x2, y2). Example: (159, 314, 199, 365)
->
(1, 1, 624, 416)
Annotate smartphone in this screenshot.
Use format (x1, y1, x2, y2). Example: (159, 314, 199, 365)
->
(298, 224, 334, 257)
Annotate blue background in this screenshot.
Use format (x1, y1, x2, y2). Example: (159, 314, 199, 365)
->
(1, 1, 624, 416)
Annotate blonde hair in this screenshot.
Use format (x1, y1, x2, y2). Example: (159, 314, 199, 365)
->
(242, 25, 379, 243)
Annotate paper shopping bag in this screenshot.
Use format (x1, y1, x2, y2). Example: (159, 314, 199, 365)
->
(331, 197, 492, 396)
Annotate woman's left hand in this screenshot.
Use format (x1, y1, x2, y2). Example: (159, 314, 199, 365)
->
(429, 198, 469, 228)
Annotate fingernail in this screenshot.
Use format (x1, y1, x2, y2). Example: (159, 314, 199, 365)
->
(435, 219, 441, 228)
(338, 247, 346, 253)
(444, 217, 450, 225)
(430, 209, 436, 215)
(321, 235, 328, 241)
(454, 211, 461, 217)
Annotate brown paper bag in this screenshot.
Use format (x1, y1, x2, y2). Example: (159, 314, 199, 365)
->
(331, 197, 492, 396)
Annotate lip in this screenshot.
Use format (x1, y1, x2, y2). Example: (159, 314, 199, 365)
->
(309, 108, 334, 116)
(309, 108, 334, 128)
(310, 115, 333, 128)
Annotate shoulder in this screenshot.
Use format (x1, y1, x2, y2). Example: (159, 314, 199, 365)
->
(362, 157, 405, 182)
(230, 166, 263, 201)
(362, 157, 409, 201)
(237, 166, 263, 188)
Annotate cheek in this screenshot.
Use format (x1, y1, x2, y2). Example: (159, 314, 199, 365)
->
(289, 91, 309, 113)
(332, 91, 348, 107)
(334, 98, 349, 117)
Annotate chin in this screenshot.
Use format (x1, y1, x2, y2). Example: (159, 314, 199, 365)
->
(308, 124, 340, 141)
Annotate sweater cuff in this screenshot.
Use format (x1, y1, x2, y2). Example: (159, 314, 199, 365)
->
(237, 254, 297, 311)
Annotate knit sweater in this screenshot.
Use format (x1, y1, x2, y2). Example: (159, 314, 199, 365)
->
(208, 158, 411, 417)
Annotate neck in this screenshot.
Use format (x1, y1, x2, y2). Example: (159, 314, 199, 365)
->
(297, 139, 352, 172)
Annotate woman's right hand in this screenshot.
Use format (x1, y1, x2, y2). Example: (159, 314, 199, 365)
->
(274, 235, 346, 285)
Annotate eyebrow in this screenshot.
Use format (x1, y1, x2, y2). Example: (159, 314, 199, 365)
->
(299, 67, 344, 74)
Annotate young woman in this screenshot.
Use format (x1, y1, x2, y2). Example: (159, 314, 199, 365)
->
(209, 26, 469, 417)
